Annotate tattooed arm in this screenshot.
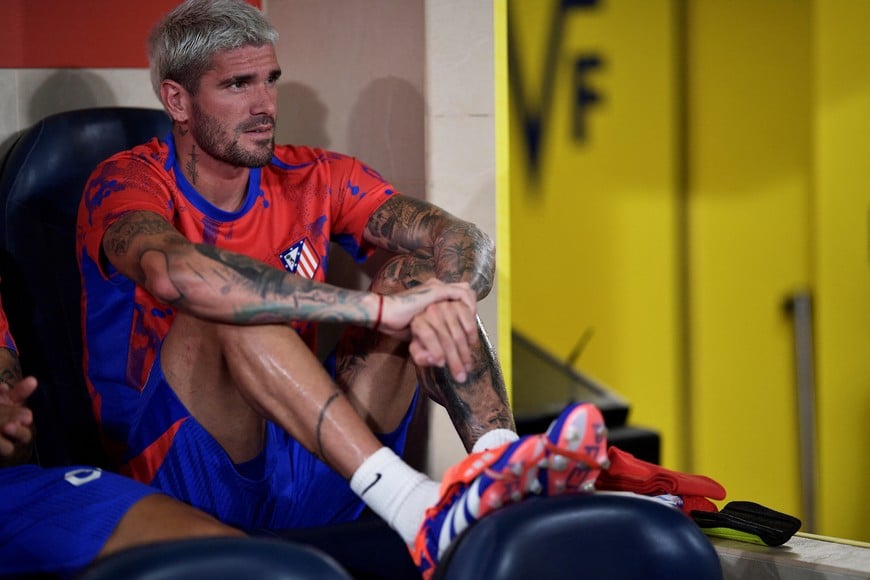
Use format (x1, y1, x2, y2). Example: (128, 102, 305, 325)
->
(362, 201, 514, 449)
(103, 210, 479, 378)
(364, 196, 496, 300)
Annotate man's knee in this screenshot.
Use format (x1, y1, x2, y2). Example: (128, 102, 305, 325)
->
(164, 313, 303, 371)
(212, 321, 310, 368)
(212, 318, 292, 344)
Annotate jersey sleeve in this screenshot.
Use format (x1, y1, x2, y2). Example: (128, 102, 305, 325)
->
(327, 154, 398, 262)
(78, 147, 176, 280)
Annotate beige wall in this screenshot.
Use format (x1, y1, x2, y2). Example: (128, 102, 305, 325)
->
(1, 0, 499, 478)
(269, 0, 498, 477)
(424, 0, 499, 476)
(0, 69, 161, 160)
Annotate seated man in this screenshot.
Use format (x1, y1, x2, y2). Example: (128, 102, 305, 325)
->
(76, 0, 610, 574)
(0, 291, 244, 578)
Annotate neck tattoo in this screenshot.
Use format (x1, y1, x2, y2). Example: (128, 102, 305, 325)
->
(186, 145, 199, 185)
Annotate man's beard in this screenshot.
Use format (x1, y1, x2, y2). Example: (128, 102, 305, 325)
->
(190, 103, 275, 168)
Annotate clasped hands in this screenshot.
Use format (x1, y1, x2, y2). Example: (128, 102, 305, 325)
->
(375, 279, 480, 383)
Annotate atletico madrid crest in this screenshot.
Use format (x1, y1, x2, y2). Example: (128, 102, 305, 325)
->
(279, 238, 319, 279)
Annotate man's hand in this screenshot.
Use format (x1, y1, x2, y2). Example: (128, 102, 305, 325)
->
(0, 376, 37, 464)
(375, 279, 479, 382)
(408, 300, 478, 383)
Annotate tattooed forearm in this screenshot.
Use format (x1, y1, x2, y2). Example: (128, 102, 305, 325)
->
(366, 196, 495, 299)
(195, 244, 299, 299)
(419, 320, 514, 451)
(173, 244, 369, 325)
(315, 391, 342, 462)
(105, 212, 374, 326)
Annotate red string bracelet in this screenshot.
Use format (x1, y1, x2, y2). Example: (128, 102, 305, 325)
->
(373, 294, 384, 331)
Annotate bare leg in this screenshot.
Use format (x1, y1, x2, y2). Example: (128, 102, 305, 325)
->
(158, 251, 512, 477)
(336, 253, 515, 452)
(160, 312, 384, 477)
(98, 494, 244, 559)
(334, 326, 418, 436)
(158, 310, 436, 546)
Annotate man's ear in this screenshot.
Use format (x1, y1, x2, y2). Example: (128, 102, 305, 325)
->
(161, 80, 190, 124)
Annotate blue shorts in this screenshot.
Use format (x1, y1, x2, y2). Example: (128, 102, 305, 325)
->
(0, 464, 157, 577)
(133, 351, 418, 533)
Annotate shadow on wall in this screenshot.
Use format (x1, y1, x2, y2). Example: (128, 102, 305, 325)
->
(276, 81, 330, 149)
(0, 71, 119, 161)
(273, 80, 366, 356)
(348, 76, 425, 200)
(27, 70, 119, 125)
(274, 76, 426, 298)
(276, 76, 425, 202)
(275, 80, 427, 445)
(346, 77, 429, 473)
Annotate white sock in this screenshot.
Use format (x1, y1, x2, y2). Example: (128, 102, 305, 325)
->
(471, 428, 519, 454)
(350, 447, 440, 545)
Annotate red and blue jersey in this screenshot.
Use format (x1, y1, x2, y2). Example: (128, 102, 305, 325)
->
(76, 133, 395, 469)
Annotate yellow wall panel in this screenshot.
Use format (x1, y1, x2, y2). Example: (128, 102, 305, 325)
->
(508, 0, 868, 542)
(509, 0, 681, 466)
(688, 0, 812, 519)
(813, 0, 870, 542)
